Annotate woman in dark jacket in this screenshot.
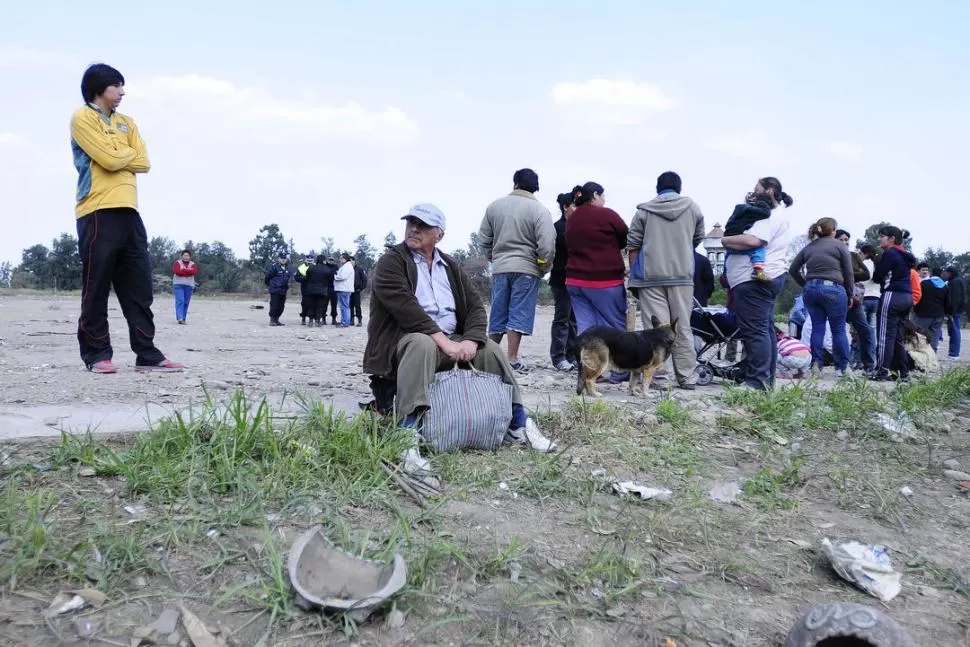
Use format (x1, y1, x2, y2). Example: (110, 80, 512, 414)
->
(549, 192, 578, 371)
(305, 255, 334, 327)
(870, 225, 916, 381)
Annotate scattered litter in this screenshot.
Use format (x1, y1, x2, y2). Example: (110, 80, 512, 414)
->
(178, 603, 222, 647)
(785, 538, 812, 549)
(708, 482, 742, 504)
(875, 412, 919, 441)
(205, 529, 220, 539)
(590, 468, 608, 477)
(958, 481, 970, 491)
(44, 588, 106, 618)
(917, 585, 942, 598)
(821, 538, 901, 601)
(132, 575, 148, 588)
(498, 482, 509, 491)
(78, 467, 97, 477)
(943, 469, 970, 481)
(124, 504, 147, 515)
(131, 623, 159, 646)
(72, 616, 101, 638)
(265, 513, 282, 523)
(899, 486, 914, 497)
(590, 587, 604, 599)
(509, 561, 522, 583)
(153, 608, 181, 634)
(611, 482, 672, 501)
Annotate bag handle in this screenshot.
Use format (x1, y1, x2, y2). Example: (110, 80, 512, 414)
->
(451, 360, 479, 375)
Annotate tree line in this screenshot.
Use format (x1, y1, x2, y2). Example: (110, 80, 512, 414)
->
(1, 224, 493, 298)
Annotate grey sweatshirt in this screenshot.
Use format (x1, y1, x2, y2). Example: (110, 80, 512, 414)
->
(788, 236, 855, 299)
(478, 190, 556, 277)
(626, 193, 705, 288)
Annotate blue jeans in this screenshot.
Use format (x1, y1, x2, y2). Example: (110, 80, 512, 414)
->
(488, 273, 541, 336)
(803, 280, 850, 371)
(846, 302, 875, 370)
(337, 291, 352, 326)
(732, 279, 778, 391)
(173, 284, 193, 322)
(948, 314, 962, 357)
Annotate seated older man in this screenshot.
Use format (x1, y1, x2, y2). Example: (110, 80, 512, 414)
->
(363, 203, 556, 472)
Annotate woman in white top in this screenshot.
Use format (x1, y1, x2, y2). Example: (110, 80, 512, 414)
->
(334, 253, 356, 327)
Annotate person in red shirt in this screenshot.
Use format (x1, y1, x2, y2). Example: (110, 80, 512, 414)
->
(172, 249, 198, 324)
(565, 182, 629, 334)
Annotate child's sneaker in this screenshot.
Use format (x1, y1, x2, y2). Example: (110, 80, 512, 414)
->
(87, 360, 118, 374)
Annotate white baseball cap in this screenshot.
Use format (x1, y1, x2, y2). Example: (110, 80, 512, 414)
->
(402, 203, 446, 232)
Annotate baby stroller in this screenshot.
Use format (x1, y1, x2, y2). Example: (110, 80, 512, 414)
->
(690, 299, 745, 386)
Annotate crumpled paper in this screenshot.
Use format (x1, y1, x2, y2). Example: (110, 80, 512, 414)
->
(611, 482, 672, 501)
(821, 538, 901, 601)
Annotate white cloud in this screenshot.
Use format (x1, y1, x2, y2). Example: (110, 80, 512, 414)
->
(552, 79, 677, 111)
(826, 140, 864, 162)
(0, 46, 77, 68)
(130, 74, 420, 145)
(550, 79, 677, 127)
(706, 131, 789, 165)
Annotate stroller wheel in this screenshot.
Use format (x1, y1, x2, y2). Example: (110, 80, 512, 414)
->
(696, 365, 714, 386)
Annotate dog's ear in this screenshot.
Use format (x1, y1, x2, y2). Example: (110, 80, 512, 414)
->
(650, 315, 662, 329)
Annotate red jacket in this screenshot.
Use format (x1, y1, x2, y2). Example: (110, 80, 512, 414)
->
(565, 205, 628, 284)
(173, 260, 198, 277)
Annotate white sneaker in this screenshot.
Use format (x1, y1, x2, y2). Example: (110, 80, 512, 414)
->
(506, 418, 557, 453)
(401, 447, 432, 476)
(554, 359, 576, 372)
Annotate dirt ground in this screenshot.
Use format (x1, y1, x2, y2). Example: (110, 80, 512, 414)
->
(1, 293, 969, 646)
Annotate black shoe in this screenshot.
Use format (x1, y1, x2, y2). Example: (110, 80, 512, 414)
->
(300, 317, 306, 325)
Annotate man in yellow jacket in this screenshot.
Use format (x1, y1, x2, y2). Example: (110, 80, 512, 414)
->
(71, 63, 184, 374)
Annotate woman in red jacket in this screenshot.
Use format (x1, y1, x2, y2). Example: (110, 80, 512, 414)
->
(565, 182, 629, 334)
(172, 250, 198, 324)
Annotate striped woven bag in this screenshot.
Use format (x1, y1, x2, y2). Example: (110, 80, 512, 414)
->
(421, 365, 513, 452)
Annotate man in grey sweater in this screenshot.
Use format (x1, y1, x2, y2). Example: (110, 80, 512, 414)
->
(627, 172, 706, 389)
(478, 168, 557, 370)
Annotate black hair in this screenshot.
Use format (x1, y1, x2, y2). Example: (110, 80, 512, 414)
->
(81, 63, 125, 103)
(179, 249, 192, 256)
(916, 261, 930, 270)
(944, 266, 959, 276)
(572, 181, 604, 207)
(656, 171, 682, 194)
(859, 244, 876, 257)
(835, 229, 851, 240)
(339, 252, 351, 262)
(556, 192, 573, 217)
(877, 225, 904, 244)
(759, 177, 794, 208)
(932, 267, 943, 277)
(512, 168, 539, 193)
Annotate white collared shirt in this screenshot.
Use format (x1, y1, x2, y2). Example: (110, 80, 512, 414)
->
(413, 249, 457, 334)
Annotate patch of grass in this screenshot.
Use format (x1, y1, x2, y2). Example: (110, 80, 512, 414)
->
(742, 460, 804, 511)
(556, 539, 656, 604)
(655, 397, 692, 428)
(905, 552, 970, 597)
(894, 367, 970, 417)
(0, 483, 62, 587)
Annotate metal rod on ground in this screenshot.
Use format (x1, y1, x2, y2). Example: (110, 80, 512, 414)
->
(382, 459, 442, 496)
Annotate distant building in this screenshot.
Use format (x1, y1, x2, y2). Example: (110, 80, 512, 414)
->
(702, 223, 726, 275)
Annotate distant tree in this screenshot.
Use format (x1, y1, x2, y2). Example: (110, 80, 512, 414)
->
(921, 247, 953, 271)
(187, 240, 246, 293)
(383, 231, 398, 248)
(450, 232, 491, 301)
(48, 233, 82, 291)
(319, 237, 338, 259)
(353, 234, 378, 272)
(0, 261, 12, 287)
(787, 234, 809, 262)
(148, 236, 179, 273)
(18, 244, 52, 288)
(248, 224, 288, 268)
(856, 222, 891, 251)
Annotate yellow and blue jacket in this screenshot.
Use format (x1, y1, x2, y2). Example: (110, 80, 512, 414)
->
(70, 104, 151, 218)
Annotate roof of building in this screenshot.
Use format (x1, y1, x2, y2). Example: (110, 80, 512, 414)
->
(705, 223, 724, 238)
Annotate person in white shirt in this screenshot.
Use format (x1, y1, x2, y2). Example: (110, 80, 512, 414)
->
(721, 177, 794, 391)
(334, 253, 356, 327)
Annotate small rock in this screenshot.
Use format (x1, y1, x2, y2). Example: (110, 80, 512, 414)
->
(590, 468, 607, 477)
(153, 608, 181, 635)
(43, 417, 60, 427)
(386, 609, 406, 629)
(509, 561, 522, 582)
(206, 380, 230, 390)
(72, 616, 101, 638)
(78, 467, 97, 477)
(836, 431, 849, 441)
(943, 470, 970, 481)
(132, 575, 148, 588)
(942, 458, 961, 470)
(307, 381, 321, 386)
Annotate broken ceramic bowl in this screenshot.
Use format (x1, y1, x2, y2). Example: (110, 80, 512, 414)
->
(287, 525, 407, 622)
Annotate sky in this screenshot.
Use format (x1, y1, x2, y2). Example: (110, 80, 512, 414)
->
(1, 0, 968, 267)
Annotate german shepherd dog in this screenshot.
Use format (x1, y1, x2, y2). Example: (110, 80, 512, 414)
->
(575, 317, 678, 397)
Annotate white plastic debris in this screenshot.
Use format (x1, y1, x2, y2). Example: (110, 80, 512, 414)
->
(899, 486, 914, 497)
(709, 482, 743, 504)
(611, 482, 672, 501)
(821, 538, 902, 601)
(875, 412, 918, 441)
